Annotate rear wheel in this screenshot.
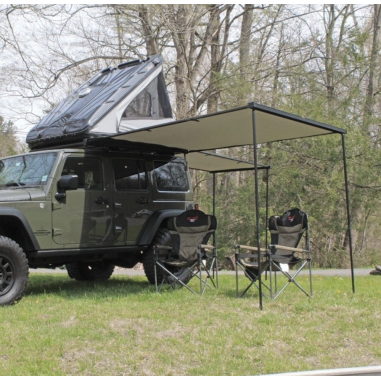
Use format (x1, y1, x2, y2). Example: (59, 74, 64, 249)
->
(65, 261, 115, 281)
(0, 236, 29, 306)
(142, 228, 192, 285)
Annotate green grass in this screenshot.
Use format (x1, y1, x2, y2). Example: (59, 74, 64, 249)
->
(1, 272, 380, 376)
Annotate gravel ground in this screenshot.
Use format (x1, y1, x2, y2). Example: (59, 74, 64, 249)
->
(29, 267, 374, 277)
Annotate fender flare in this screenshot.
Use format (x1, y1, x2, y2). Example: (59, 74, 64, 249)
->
(138, 209, 185, 246)
(0, 207, 40, 251)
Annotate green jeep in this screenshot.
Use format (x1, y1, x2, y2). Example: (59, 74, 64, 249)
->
(0, 55, 195, 305)
(0, 148, 194, 305)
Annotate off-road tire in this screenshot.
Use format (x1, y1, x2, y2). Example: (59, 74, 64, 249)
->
(142, 228, 192, 285)
(65, 261, 115, 281)
(0, 236, 29, 306)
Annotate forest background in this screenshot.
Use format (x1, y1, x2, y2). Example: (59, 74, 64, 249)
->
(0, 4, 380, 269)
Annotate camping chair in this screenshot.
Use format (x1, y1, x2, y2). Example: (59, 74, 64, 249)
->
(153, 209, 218, 295)
(268, 208, 312, 299)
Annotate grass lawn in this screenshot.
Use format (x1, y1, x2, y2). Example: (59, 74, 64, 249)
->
(1, 271, 380, 376)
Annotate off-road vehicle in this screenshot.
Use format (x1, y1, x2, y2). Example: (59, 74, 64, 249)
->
(0, 55, 195, 305)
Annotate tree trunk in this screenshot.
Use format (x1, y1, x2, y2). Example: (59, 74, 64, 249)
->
(170, 5, 192, 119)
(239, 5, 253, 80)
(139, 5, 159, 56)
(207, 5, 222, 114)
(364, 4, 381, 134)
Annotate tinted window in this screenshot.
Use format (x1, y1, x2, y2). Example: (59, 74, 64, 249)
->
(62, 157, 103, 190)
(153, 161, 189, 192)
(113, 158, 147, 191)
(0, 152, 57, 187)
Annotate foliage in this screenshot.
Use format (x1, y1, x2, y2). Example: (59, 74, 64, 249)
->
(0, 116, 19, 157)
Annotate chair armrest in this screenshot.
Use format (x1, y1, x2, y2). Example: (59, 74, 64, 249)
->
(269, 244, 308, 253)
(153, 245, 172, 250)
(235, 244, 267, 252)
(199, 244, 215, 251)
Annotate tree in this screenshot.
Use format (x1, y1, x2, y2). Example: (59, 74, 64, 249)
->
(0, 116, 19, 157)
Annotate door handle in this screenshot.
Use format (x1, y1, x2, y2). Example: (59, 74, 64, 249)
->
(136, 197, 149, 204)
(95, 197, 110, 205)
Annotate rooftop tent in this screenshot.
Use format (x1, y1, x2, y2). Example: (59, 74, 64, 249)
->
(26, 55, 174, 149)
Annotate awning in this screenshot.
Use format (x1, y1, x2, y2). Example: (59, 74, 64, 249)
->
(86, 101, 353, 309)
(94, 103, 346, 154)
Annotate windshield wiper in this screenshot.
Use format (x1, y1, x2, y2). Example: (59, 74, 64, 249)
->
(5, 181, 26, 187)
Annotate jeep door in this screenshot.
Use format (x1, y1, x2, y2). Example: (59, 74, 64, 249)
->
(110, 156, 153, 244)
(52, 154, 113, 246)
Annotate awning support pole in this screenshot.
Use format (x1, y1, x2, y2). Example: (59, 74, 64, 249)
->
(265, 167, 269, 248)
(213, 172, 216, 217)
(341, 134, 355, 293)
(252, 109, 263, 310)
(213, 172, 218, 287)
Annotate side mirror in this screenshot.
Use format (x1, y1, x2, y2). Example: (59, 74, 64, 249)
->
(55, 175, 78, 200)
(58, 174, 78, 190)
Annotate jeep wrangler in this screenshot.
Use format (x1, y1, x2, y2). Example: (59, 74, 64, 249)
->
(0, 147, 194, 305)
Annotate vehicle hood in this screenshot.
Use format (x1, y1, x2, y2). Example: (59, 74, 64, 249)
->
(26, 54, 174, 150)
(0, 188, 46, 202)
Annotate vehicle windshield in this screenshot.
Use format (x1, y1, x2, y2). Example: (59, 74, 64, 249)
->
(0, 152, 57, 187)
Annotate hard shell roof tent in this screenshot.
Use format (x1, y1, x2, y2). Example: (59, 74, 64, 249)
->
(26, 54, 174, 150)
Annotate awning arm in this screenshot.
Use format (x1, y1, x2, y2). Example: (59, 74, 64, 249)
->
(248, 102, 347, 135)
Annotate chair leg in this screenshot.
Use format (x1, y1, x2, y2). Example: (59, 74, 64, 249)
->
(308, 257, 313, 296)
(235, 261, 270, 298)
(199, 252, 203, 295)
(269, 262, 279, 298)
(234, 249, 254, 298)
(153, 246, 159, 292)
(194, 255, 217, 296)
(235, 250, 239, 298)
(202, 257, 217, 289)
(234, 248, 255, 298)
(214, 252, 219, 288)
(154, 256, 200, 295)
(271, 260, 312, 300)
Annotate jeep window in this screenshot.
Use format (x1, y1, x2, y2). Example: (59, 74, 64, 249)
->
(0, 152, 57, 187)
(153, 161, 189, 192)
(112, 158, 147, 191)
(62, 157, 103, 190)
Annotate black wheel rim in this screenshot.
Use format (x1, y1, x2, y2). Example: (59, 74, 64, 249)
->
(0, 255, 15, 296)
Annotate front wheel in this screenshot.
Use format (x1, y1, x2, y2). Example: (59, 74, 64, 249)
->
(142, 228, 192, 286)
(65, 261, 115, 281)
(0, 236, 29, 306)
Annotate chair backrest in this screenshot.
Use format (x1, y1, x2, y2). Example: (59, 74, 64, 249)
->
(269, 208, 308, 257)
(167, 210, 217, 263)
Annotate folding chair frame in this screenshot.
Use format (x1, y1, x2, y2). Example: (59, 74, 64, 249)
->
(234, 245, 271, 299)
(154, 243, 218, 296)
(268, 224, 313, 300)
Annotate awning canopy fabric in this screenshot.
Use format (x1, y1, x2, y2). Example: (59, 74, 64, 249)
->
(183, 151, 269, 173)
(93, 103, 346, 158)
